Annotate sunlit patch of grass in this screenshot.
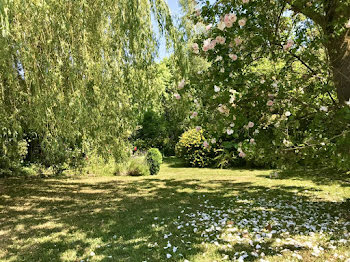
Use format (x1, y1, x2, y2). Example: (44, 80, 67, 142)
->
(0, 158, 349, 261)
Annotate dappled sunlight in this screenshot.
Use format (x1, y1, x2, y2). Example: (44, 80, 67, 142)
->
(1, 0, 349, 261)
(0, 163, 349, 261)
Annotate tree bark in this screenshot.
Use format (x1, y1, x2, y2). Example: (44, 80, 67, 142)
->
(328, 31, 350, 104)
(285, 0, 350, 104)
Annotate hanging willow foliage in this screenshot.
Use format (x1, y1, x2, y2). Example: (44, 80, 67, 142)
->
(0, 0, 178, 168)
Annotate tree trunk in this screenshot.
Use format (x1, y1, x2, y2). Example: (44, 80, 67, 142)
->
(328, 32, 350, 104)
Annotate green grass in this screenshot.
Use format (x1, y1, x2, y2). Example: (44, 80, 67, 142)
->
(0, 158, 349, 261)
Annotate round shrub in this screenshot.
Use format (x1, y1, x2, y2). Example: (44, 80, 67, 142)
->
(175, 129, 212, 167)
(146, 148, 163, 175)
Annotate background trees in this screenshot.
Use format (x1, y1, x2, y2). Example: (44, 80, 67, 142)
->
(0, 0, 349, 175)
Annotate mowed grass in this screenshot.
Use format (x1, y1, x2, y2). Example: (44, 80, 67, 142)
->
(0, 158, 349, 262)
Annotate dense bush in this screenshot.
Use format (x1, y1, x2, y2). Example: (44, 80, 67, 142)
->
(115, 156, 150, 176)
(128, 157, 151, 176)
(211, 141, 245, 169)
(81, 153, 116, 177)
(175, 129, 213, 167)
(146, 148, 163, 175)
(134, 107, 188, 156)
(175, 129, 266, 169)
(135, 111, 167, 150)
(0, 138, 28, 177)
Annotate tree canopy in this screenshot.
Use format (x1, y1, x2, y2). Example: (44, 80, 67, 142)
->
(0, 0, 175, 170)
(172, 0, 350, 170)
(0, 0, 349, 174)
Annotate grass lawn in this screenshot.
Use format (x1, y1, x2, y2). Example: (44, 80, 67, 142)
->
(0, 158, 349, 262)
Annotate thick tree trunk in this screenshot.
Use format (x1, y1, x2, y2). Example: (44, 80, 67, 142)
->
(328, 32, 350, 104)
(286, 0, 350, 103)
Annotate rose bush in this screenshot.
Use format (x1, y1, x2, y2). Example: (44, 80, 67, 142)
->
(173, 0, 350, 171)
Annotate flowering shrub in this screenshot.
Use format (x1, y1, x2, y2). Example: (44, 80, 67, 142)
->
(172, 0, 350, 171)
(175, 129, 214, 167)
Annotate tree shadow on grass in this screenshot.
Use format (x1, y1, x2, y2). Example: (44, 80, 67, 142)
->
(257, 168, 350, 187)
(0, 167, 349, 261)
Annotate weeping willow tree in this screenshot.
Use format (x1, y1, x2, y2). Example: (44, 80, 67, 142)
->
(0, 0, 177, 172)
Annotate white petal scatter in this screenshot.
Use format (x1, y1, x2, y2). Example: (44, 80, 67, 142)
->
(106, 189, 349, 261)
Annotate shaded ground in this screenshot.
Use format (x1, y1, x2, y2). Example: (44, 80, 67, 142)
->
(0, 160, 349, 261)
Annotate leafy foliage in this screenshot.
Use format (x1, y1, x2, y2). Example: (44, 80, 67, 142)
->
(1, 0, 349, 175)
(133, 57, 198, 156)
(175, 129, 213, 167)
(0, 0, 176, 173)
(115, 156, 150, 176)
(146, 148, 163, 175)
(135, 111, 167, 151)
(173, 0, 350, 171)
(0, 138, 28, 177)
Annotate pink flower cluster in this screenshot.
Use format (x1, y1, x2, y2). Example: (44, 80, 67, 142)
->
(247, 121, 254, 128)
(190, 111, 198, 119)
(218, 104, 229, 114)
(192, 43, 199, 54)
(238, 147, 246, 158)
(216, 36, 226, 44)
(203, 140, 209, 148)
(223, 13, 237, 28)
(267, 94, 275, 106)
(197, 11, 246, 53)
(238, 151, 246, 158)
(178, 79, 185, 89)
(202, 36, 226, 52)
(238, 18, 246, 27)
(202, 38, 217, 52)
(174, 93, 181, 100)
(234, 37, 243, 46)
(229, 54, 238, 61)
(283, 39, 294, 50)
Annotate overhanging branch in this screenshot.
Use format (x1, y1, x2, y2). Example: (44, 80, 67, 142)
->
(284, 0, 326, 28)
